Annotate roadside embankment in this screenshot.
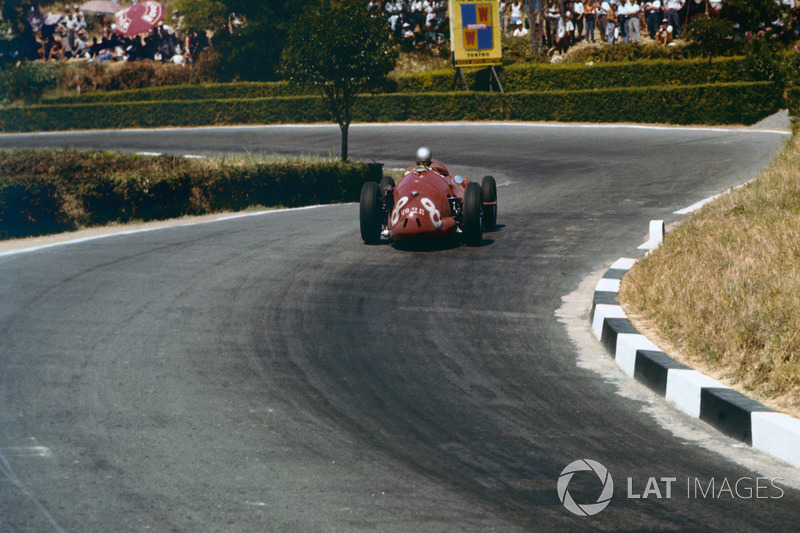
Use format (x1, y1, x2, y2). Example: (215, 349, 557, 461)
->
(619, 133, 800, 418)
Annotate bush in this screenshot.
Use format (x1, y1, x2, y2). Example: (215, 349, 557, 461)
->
(685, 16, 736, 64)
(42, 81, 309, 106)
(0, 81, 780, 132)
(0, 61, 61, 105)
(0, 149, 382, 239)
(787, 87, 800, 134)
(0, 174, 67, 238)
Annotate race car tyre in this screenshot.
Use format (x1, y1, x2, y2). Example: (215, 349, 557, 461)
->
(463, 181, 483, 246)
(481, 175, 497, 230)
(379, 176, 395, 195)
(360, 181, 383, 244)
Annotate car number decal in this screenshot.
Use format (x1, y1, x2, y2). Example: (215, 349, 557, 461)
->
(391, 196, 409, 226)
(421, 198, 443, 229)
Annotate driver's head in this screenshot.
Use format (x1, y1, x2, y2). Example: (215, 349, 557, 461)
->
(416, 147, 432, 165)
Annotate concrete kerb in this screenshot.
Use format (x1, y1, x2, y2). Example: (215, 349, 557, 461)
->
(590, 226, 800, 469)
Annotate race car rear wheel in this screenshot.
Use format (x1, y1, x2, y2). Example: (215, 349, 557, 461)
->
(360, 181, 383, 244)
(463, 181, 483, 246)
(481, 175, 497, 230)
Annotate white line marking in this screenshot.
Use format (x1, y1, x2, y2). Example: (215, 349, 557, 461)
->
(0, 204, 333, 258)
(674, 194, 723, 215)
(1, 122, 790, 137)
(0, 449, 65, 532)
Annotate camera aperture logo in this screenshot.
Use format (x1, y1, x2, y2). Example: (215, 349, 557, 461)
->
(558, 459, 614, 516)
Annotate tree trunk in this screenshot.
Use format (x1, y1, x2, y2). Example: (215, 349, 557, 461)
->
(340, 122, 349, 162)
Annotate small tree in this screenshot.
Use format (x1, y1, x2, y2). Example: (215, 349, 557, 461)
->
(280, 0, 397, 161)
(686, 16, 734, 66)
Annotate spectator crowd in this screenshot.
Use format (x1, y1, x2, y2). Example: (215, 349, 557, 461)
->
(365, 0, 728, 55)
(369, 0, 800, 58)
(1, 2, 211, 65)
(369, 0, 450, 50)
(504, 0, 725, 53)
(3, 0, 800, 67)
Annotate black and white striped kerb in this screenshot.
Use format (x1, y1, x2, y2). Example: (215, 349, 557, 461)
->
(590, 255, 800, 468)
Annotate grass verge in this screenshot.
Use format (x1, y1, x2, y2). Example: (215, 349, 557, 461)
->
(619, 134, 800, 418)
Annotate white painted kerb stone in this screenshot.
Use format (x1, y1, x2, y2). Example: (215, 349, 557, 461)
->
(751, 412, 800, 469)
(665, 369, 728, 419)
(596, 278, 621, 293)
(615, 334, 661, 377)
(591, 304, 626, 339)
(610, 257, 637, 271)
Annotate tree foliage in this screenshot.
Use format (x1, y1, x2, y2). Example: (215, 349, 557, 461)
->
(686, 16, 734, 65)
(280, 0, 397, 160)
(723, 0, 789, 33)
(173, 0, 303, 81)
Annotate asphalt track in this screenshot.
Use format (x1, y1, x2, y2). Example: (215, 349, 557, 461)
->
(2, 123, 800, 531)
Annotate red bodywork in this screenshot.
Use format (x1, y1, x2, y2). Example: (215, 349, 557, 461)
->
(389, 159, 470, 240)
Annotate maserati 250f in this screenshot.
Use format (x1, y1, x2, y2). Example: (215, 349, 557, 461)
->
(359, 148, 497, 246)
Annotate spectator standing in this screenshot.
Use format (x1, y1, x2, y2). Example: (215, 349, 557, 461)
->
(643, 0, 661, 39)
(74, 9, 87, 34)
(409, 0, 424, 31)
(545, 0, 559, 47)
(584, 0, 597, 42)
(550, 11, 573, 55)
(573, 0, 585, 40)
(664, 0, 684, 38)
(605, 1, 618, 44)
(508, 0, 525, 29)
(618, 0, 630, 43)
(626, 0, 641, 43)
(56, 19, 73, 58)
(597, 0, 608, 41)
(62, 6, 76, 53)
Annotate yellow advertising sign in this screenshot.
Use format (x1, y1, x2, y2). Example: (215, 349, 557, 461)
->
(448, 0, 502, 67)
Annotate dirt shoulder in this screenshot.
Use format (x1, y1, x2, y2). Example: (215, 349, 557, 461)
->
(0, 211, 246, 255)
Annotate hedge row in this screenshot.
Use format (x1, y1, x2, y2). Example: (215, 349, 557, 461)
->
(396, 56, 753, 93)
(40, 57, 753, 106)
(1, 82, 782, 133)
(0, 149, 382, 239)
(41, 80, 309, 106)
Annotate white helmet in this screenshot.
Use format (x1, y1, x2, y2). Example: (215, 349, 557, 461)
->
(416, 147, 432, 165)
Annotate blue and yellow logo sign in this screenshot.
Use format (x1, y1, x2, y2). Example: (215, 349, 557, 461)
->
(449, 0, 502, 66)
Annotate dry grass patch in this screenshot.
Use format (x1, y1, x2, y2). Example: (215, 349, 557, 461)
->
(619, 134, 800, 417)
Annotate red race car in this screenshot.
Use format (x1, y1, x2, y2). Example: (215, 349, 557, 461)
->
(360, 148, 497, 246)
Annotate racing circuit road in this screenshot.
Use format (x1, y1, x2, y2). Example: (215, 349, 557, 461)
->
(2, 123, 800, 531)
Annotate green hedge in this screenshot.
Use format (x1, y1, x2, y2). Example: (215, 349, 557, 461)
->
(1, 82, 782, 132)
(37, 57, 754, 106)
(41, 81, 310, 106)
(0, 149, 382, 239)
(395, 56, 752, 92)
